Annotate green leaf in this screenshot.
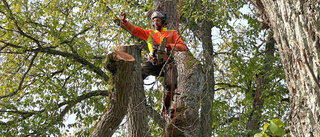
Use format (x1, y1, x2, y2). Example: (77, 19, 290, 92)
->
(269, 122, 285, 136)
(269, 122, 279, 134)
(271, 119, 285, 128)
(254, 133, 268, 137)
(263, 123, 269, 133)
(254, 133, 263, 137)
(276, 128, 286, 136)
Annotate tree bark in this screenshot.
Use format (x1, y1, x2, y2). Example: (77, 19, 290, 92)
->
(182, 1, 216, 135)
(122, 45, 150, 137)
(174, 51, 204, 137)
(251, 0, 320, 136)
(198, 17, 215, 137)
(90, 46, 135, 137)
(152, 1, 204, 136)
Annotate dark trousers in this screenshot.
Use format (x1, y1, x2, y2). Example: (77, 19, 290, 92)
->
(142, 60, 178, 111)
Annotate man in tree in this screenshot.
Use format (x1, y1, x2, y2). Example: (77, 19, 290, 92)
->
(121, 11, 187, 113)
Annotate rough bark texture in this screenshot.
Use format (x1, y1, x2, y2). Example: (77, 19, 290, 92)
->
(198, 18, 215, 137)
(90, 46, 136, 137)
(252, 0, 320, 136)
(152, 1, 204, 136)
(184, 2, 216, 135)
(174, 51, 204, 137)
(151, 0, 177, 29)
(246, 33, 276, 136)
(122, 45, 150, 137)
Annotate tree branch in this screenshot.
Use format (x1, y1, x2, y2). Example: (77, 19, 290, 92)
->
(2, 0, 42, 47)
(145, 104, 163, 127)
(215, 83, 241, 88)
(0, 52, 38, 99)
(0, 89, 108, 125)
(37, 47, 109, 82)
(57, 90, 108, 108)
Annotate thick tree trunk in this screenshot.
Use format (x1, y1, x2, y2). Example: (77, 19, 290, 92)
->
(252, 0, 320, 136)
(90, 46, 136, 137)
(152, 1, 204, 136)
(123, 45, 150, 137)
(174, 51, 204, 137)
(182, 2, 216, 135)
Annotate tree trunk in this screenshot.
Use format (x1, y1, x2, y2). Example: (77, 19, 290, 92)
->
(251, 0, 320, 136)
(246, 32, 276, 136)
(152, 1, 204, 136)
(174, 51, 204, 137)
(182, 2, 216, 135)
(123, 45, 150, 137)
(198, 18, 215, 137)
(90, 46, 136, 137)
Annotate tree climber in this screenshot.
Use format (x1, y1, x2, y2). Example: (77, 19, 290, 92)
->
(121, 11, 187, 113)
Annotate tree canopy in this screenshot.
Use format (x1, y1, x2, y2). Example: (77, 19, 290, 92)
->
(0, 0, 289, 136)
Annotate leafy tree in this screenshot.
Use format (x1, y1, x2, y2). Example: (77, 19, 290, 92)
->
(250, 0, 320, 136)
(0, 0, 292, 136)
(1, 0, 117, 136)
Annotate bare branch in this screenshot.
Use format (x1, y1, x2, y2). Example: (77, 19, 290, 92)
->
(0, 89, 108, 125)
(145, 104, 163, 127)
(35, 47, 109, 82)
(215, 83, 241, 88)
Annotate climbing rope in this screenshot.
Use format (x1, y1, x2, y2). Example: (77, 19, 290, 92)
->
(162, 63, 179, 137)
(168, 0, 183, 134)
(163, 63, 175, 137)
(161, 0, 183, 135)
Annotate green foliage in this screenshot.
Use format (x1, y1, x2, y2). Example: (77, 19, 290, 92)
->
(179, 0, 289, 136)
(0, 0, 290, 136)
(0, 0, 156, 136)
(0, 0, 131, 136)
(254, 119, 287, 137)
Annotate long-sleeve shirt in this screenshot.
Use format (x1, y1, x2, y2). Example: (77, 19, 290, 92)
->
(122, 21, 187, 61)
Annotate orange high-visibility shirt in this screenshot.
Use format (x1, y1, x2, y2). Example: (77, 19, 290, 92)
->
(122, 21, 187, 60)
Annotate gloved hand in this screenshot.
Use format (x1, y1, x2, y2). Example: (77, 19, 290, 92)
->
(121, 12, 127, 23)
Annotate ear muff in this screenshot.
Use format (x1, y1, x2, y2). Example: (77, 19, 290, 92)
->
(159, 11, 167, 26)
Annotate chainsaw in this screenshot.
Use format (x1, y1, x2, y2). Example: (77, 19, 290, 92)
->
(152, 37, 167, 65)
